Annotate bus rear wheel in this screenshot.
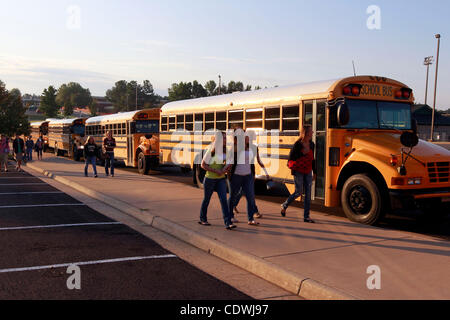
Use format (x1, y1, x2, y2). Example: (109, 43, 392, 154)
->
(137, 152, 150, 175)
(341, 174, 383, 225)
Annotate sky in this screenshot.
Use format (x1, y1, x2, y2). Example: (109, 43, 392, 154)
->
(0, 0, 449, 109)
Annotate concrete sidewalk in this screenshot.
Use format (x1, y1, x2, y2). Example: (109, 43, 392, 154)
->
(22, 155, 450, 300)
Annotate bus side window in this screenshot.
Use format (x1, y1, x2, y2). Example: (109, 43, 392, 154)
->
(205, 112, 215, 131)
(216, 111, 227, 131)
(194, 113, 204, 131)
(282, 105, 299, 131)
(265, 106, 280, 130)
(130, 122, 136, 134)
(177, 114, 184, 130)
(228, 109, 243, 130)
(185, 114, 193, 131)
(161, 116, 168, 131)
(304, 101, 313, 126)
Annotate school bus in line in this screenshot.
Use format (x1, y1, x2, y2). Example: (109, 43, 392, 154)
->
(47, 118, 87, 161)
(85, 108, 160, 174)
(159, 76, 450, 225)
(30, 120, 50, 150)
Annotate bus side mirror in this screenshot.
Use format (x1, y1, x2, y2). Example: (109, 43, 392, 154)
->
(400, 131, 419, 148)
(337, 103, 350, 126)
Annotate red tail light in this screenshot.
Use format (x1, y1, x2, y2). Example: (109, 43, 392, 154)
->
(343, 86, 351, 95)
(390, 155, 398, 166)
(351, 86, 360, 96)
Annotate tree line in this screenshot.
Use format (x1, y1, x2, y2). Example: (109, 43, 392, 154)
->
(0, 80, 30, 136)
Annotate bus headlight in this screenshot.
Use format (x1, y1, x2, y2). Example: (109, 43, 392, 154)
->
(408, 178, 422, 185)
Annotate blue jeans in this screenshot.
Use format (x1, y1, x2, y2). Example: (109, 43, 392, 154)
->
(26, 148, 33, 161)
(105, 152, 115, 175)
(282, 171, 313, 219)
(84, 156, 97, 176)
(228, 174, 258, 222)
(233, 186, 259, 216)
(200, 178, 231, 226)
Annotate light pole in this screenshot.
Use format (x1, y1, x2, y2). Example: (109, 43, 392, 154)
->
(423, 56, 433, 105)
(430, 34, 441, 142)
(136, 83, 138, 111)
(218, 75, 221, 95)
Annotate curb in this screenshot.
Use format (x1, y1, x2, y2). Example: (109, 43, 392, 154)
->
(25, 162, 358, 300)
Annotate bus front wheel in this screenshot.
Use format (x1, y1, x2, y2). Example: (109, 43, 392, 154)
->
(341, 174, 383, 225)
(137, 152, 150, 175)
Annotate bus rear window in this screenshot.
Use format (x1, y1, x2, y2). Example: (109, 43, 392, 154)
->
(135, 120, 159, 133)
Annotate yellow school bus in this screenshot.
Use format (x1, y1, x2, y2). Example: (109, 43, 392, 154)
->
(85, 108, 160, 174)
(159, 76, 450, 225)
(47, 118, 87, 161)
(30, 120, 50, 150)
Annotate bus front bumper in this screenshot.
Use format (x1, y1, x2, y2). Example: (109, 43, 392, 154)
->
(389, 187, 450, 209)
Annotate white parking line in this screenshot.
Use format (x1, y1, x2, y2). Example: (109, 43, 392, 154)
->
(0, 192, 64, 195)
(0, 203, 86, 209)
(0, 222, 123, 231)
(0, 255, 178, 273)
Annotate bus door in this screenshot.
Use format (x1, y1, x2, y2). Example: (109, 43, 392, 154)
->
(303, 100, 326, 200)
(127, 121, 135, 166)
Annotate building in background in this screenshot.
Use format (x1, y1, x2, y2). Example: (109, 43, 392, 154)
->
(412, 104, 450, 141)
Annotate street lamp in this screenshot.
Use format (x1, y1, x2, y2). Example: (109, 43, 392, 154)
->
(423, 56, 433, 105)
(218, 75, 222, 95)
(430, 34, 441, 142)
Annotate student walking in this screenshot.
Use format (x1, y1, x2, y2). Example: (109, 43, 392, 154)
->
(281, 125, 316, 223)
(12, 135, 25, 172)
(103, 131, 116, 177)
(228, 130, 268, 226)
(35, 135, 44, 160)
(199, 133, 234, 230)
(25, 136, 34, 161)
(0, 135, 10, 172)
(83, 136, 99, 178)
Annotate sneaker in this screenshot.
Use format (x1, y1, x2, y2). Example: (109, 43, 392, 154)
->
(111, 174, 114, 177)
(248, 220, 260, 226)
(94, 174, 98, 178)
(304, 218, 315, 223)
(281, 206, 286, 217)
(226, 224, 237, 230)
(198, 221, 211, 226)
(253, 212, 263, 219)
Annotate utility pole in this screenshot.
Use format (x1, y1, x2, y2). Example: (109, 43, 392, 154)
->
(136, 82, 138, 111)
(423, 56, 433, 105)
(430, 34, 441, 142)
(218, 75, 221, 95)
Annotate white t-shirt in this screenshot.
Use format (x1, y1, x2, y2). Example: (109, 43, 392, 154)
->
(234, 149, 254, 176)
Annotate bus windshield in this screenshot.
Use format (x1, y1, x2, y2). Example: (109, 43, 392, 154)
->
(72, 124, 85, 135)
(340, 100, 412, 130)
(135, 120, 159, 134)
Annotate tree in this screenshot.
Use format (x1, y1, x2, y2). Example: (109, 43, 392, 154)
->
(192, 81, 207, 98)
(168, 82, 193, 101)
(106, 80, 159, 112)
(56, 82, 92, 117)
(205, 80, 217, 96)
(0, 81, 30, 136)
(40, 86, 59, 118)
(89, 99, 99, 116)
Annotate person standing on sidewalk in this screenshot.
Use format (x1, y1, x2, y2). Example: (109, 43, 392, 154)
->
(0, 135, 10, 172)
(281, 125, 316, 223)
(103, 131, 116, 177)
(12, 134, 25, 172)
(228, 130, 268, 226)
(83, 136, 99, 178)
(35, 135, 44, 160)
(25, 136, 34, 161)
(199, 133, 235, 230)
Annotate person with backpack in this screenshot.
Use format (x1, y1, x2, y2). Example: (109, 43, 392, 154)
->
(35, 135, 44, 160)
(103, 131, 116, 177)
(280, 125, 316, 223)
(83, 136, 99, 178)
(0, 135, 10, 172)
(25, 136, 34, 161)
(12, 134, 25, 172)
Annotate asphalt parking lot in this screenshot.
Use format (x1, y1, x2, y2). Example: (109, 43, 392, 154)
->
(0, 165, 252, 300)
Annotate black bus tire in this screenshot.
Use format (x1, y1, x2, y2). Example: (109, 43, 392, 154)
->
(137, 152, 149, 175)
(341, 174, 384, 225)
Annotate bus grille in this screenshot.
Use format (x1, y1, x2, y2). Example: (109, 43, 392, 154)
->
(427, 162, 450, 183)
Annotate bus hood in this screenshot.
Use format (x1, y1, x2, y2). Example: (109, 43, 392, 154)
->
(351, 132, 450, 163)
